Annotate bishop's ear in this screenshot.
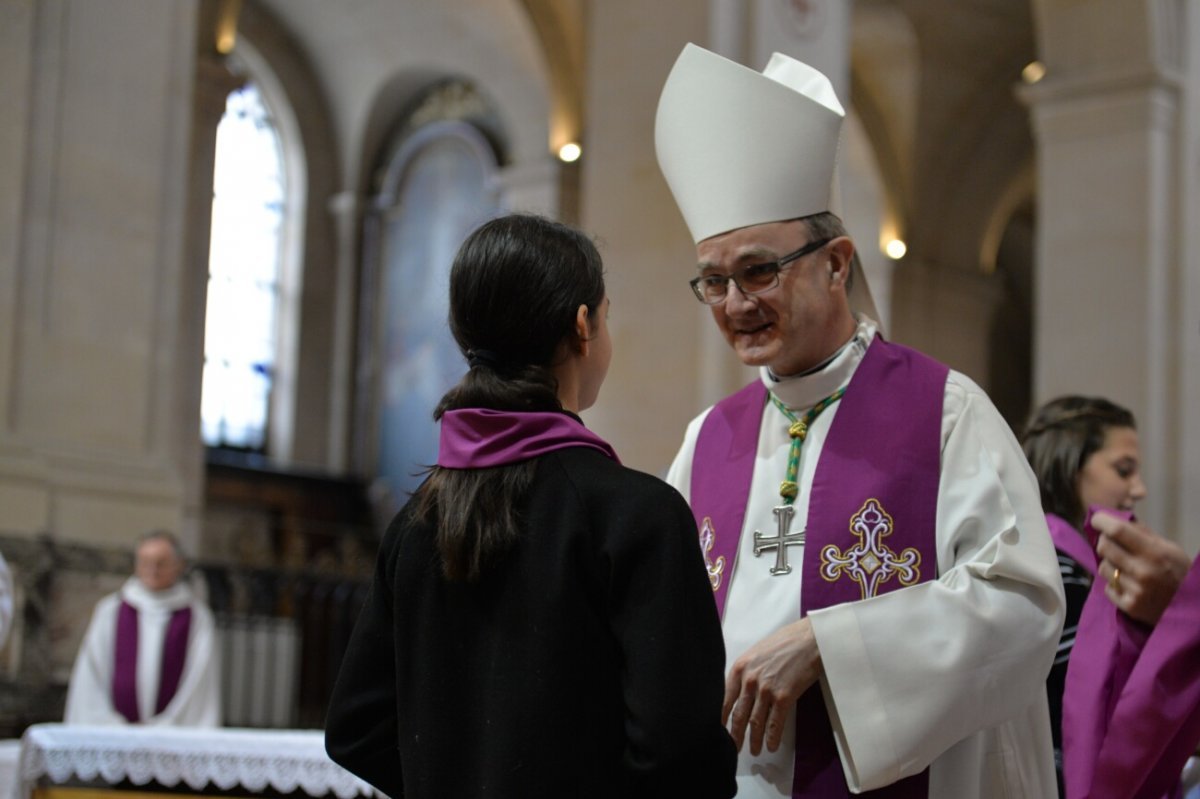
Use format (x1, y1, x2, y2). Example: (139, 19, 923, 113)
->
(826, 237, 855, 287)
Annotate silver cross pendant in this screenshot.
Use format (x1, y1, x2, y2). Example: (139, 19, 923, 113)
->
(753, 505, 806, 575)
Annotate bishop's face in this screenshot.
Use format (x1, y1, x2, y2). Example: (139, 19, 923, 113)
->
(696, 220, 853, 377)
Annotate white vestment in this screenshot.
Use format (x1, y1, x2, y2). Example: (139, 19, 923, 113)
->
(666, 319, 1064, 798)
(64, 577, 221, 727)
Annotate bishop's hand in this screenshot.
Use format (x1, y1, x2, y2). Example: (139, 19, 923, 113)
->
(723, 616, 823, 756)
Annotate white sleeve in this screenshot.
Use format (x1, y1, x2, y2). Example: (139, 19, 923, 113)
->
(64, 596, 128, 725)
(808, 375, 1065, 791)
(152, 602, 222, 727)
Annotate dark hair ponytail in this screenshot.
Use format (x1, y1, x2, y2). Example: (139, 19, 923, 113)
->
(414, 214, 605, 581)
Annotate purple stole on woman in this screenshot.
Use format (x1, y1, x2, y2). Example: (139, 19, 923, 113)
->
(1046, 512, 1098, 576)
(438, 408, 619, 468)
(1063, 516, 1200, 799)
(691, 337, 947, 799)
(112, 602, 192, 722)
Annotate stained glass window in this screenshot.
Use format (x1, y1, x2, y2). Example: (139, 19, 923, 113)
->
(201, 83, 285, 451)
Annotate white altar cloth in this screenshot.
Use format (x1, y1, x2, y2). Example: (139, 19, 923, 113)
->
(12, 724, 377, 799)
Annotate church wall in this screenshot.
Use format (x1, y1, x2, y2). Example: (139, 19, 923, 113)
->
(0, 1, 40, 536)
(0, 0, 241, 733)
(0, 0, 218, 550)
(575, 0, 712, 477)
(1179, 0, 1200, 557)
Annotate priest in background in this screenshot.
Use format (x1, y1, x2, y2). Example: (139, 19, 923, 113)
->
(655, 44, 1065, 797)
(64, 531, 221, 726)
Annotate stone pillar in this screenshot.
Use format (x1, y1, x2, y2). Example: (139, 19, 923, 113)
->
(0, 0, 237, 551)
(1024, 0, 1195, 546)
(889, 256, 1002, 381)
(325, 189, 360, 474)
(179, 26, 246, 549)
(579, 0, 712, 475)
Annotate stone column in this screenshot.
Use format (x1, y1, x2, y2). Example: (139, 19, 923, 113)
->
(325, 189, 360, 474)
(0, 0, 238, 550)
(1024, 0, 1195, 544)
(579, 0, 712, 475)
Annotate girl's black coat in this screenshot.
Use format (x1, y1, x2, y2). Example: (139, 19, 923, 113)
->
(325, 446, 737, 798)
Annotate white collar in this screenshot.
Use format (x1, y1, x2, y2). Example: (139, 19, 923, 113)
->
(119, 576, 193, 612)
(760, 316, 877, 411)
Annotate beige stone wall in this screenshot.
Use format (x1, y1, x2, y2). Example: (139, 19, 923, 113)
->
(574, 0, 712, 477)
(0, 0, 217, 550)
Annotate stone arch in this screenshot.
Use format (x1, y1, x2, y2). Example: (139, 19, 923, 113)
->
(850, 1, 919, 242)
(516, 0, 586, 155)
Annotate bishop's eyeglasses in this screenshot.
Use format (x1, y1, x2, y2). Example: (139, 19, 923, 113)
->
(689, 238, 832, 305)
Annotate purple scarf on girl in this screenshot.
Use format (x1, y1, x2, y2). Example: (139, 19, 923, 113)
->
(438, 408, 619, 468)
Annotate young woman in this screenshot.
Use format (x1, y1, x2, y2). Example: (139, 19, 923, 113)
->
(324, 214, 736, 798)
(1021, 396, 1146, 795)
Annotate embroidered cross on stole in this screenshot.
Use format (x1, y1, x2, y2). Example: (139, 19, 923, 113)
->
(690, 336, 947, 799)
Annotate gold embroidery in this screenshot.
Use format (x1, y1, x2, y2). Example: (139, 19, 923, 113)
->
(819, 498, 921, 600)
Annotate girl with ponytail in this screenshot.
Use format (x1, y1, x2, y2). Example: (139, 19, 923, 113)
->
(326, 214, 736, 799)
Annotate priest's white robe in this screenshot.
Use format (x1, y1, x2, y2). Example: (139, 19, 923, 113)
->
(666, 319, 1064, 798)
(64, 577, 221, 727)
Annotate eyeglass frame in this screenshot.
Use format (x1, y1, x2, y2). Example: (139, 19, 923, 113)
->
(688, 237, 833, 305)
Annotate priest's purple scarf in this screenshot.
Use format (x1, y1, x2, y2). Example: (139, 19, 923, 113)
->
(113, 601, 193, 722)
(1064, 524, 1200, 799)
(438, 409, 619, 468)
(691, 337, 947, 798)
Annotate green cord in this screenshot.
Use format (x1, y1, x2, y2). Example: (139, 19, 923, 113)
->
(768, 387, 847, 505)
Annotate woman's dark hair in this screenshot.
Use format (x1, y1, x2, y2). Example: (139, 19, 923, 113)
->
(1020, 395, 1137, 530)
(414, 213, 605, 581)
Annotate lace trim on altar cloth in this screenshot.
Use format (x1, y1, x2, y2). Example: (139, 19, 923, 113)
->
(12, 724, 377, 799)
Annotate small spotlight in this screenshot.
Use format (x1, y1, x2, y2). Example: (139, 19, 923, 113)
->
(884, 239, 907, 260)
(216, 30, 237, 54)
(1022, 61, 1046, 84)
(558, 142, 582, 163)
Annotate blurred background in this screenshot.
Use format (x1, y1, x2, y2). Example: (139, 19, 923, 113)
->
(1, 0, 1198, 734)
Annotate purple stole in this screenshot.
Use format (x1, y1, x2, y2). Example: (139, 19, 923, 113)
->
(1046, 513, 1098, 576)
(438, 408, 620, 468)
(1064, 536, 1200, 798)
(113, 601, 192, 722)
(691, 338, 947, 798)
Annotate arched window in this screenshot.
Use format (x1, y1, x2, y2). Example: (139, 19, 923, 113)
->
(201, 81, 286, 451)
(359, 82, 507, 506)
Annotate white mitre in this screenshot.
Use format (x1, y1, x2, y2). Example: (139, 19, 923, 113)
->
(655, 43, 880, 323)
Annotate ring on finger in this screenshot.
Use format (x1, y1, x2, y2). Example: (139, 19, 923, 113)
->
(1108, 566, 1121, 593)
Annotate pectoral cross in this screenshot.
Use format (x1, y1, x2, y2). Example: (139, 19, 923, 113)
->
(753, 505, 806, 575)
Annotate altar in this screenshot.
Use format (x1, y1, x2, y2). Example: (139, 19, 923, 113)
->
(7, 724, 378, 799)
